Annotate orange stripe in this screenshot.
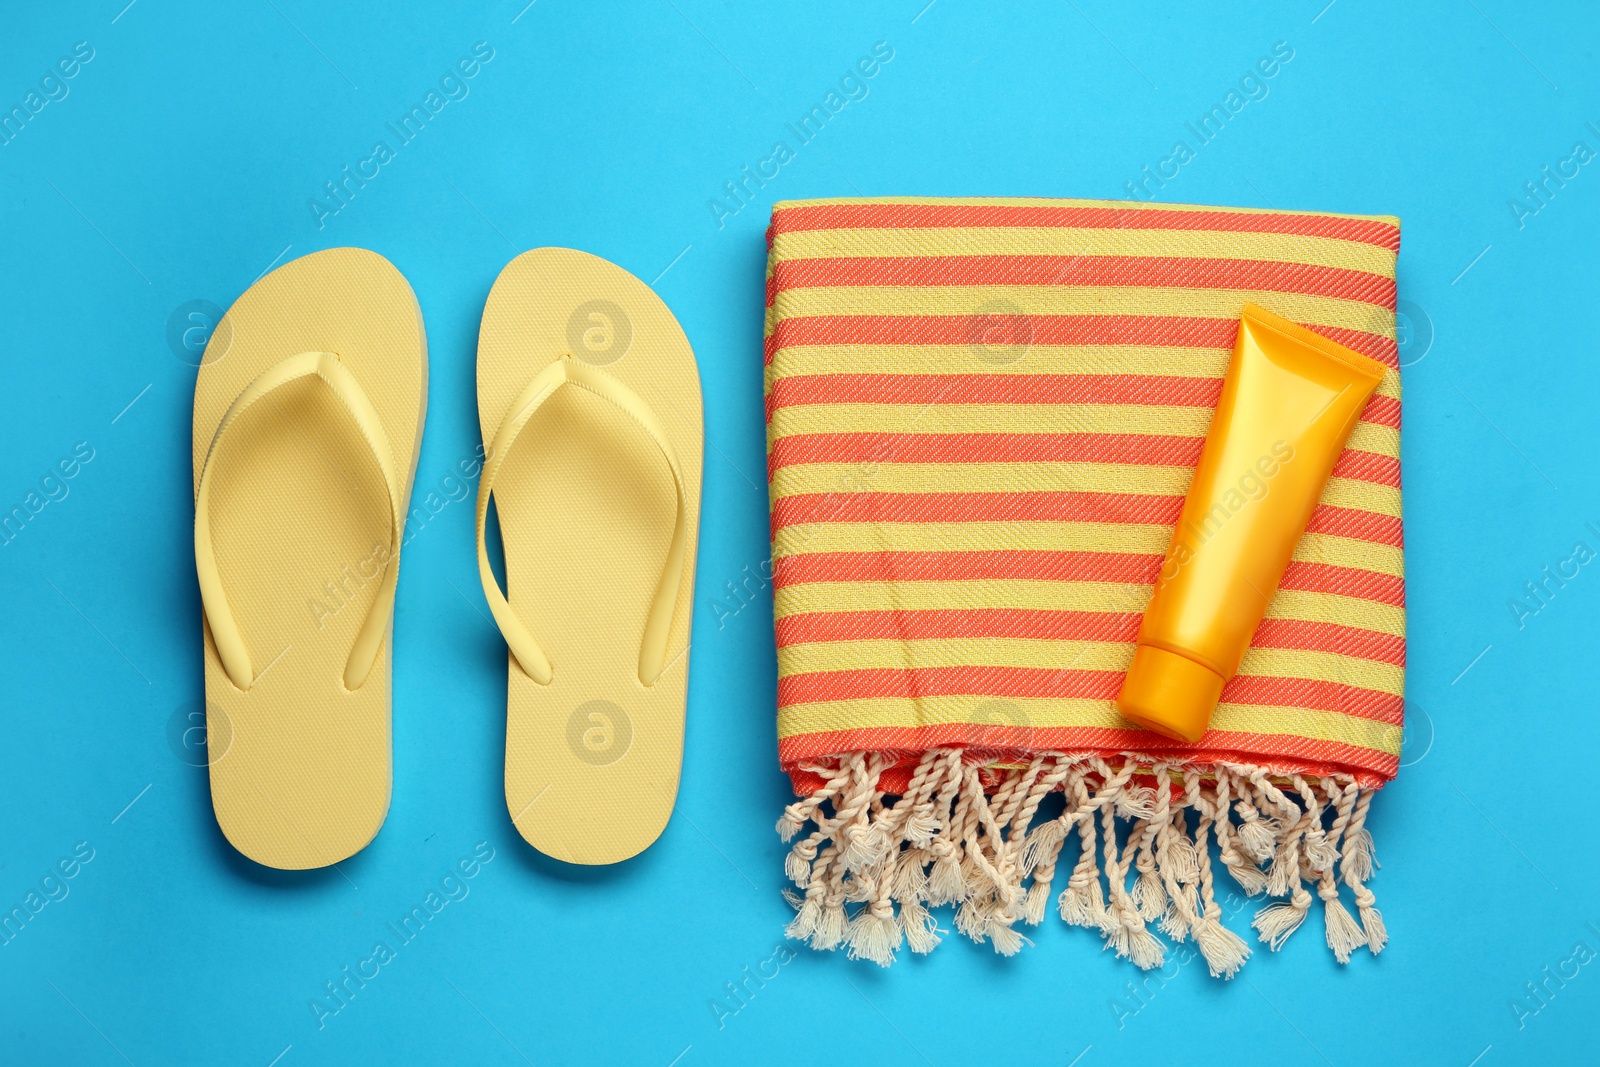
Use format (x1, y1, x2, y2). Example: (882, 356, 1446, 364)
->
(768, 255, 1396, 307)
(773, 549, 1161, 588)
(771, 491, 1404, 549)
(768, 432, 1204, 472)
(771, 489, 1183, 530)
(766, 313, 1238, 363)
(764, 378, 1398, 460)
(765, 372, 1222, 415)
(777, 665, 1403, 723)
(775, 608, 1141, 648)
(1223, 674, 1403, 720)
(771, 550, 1403, 608)
(765, 314, 1399, 369)
(767, 203, 1402, 251)
(1331, 448, 1401, 487)
(1361, 393, 1400, 430)
(779, 665, 1126, 705)
(1313, 325, 1399, 369)
(775, 608, 1404, 668)
(1279, 560, 1405, 607)
(1251, 617, 1406, 667)
(780, 726, 1397, 792)
(769, 432, 1398, 489)
(1304, 504, 1403, 547)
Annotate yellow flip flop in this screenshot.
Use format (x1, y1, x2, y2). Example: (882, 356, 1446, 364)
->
(475, 248, 703, 865)
(192, 248, 426, 869)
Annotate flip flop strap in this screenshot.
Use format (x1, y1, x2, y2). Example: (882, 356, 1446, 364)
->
(475, 355, 689, 687)
(195, 351, 403, 691)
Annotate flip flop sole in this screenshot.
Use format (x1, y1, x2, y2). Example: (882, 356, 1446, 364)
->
(193, 248, 426, 869)
(477, 248, 703, 865)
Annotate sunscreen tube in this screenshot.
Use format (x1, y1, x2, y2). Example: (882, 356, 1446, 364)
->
(1117, 303, 1389, 742)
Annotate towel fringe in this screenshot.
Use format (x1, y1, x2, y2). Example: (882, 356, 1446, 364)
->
(778, 748, 1387, 975)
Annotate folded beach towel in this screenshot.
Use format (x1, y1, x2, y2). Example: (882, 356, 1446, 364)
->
(764, 196, 1402, 976)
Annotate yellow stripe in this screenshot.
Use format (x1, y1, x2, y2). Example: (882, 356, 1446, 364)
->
(768, 461, 1400, 521)
(775, 579, 1155, 618)
(778, 638, 1131, 678)
(771, 402, 1211, 439)
(770, 286, 1396, 342)
(775, 520, 1171, 558)
(768, 402, 1401, 460)
(776, 638, 1403, 695)
(1321, 476, 1401, 517)
(775, 694, 1401, 756)
(1293, 532, 1404, 577)
(770, 225, 1397, 278)
(1216, 703, 1401, 755)
(764, 344, 1403, 401)
(1236, 647, 1405, 695)
(777, 694, 1122, 736)
(772, 460, 1192, 499)
(773, 580, 1405, 636)
(771, 343, 1232, 380)
(1268, 589, 1405, 637)
(772, 521, 1404, 578)
(1345, 421, 1399, 457)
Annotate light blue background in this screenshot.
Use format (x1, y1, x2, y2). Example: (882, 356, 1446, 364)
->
(1, 1, 1596, 1063)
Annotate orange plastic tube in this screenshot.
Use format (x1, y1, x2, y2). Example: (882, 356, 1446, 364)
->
(1116, 303, 1388, 742)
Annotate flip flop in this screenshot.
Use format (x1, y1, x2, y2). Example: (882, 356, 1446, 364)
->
(475, 248, 703, 865)
(192, 248, 426, 869)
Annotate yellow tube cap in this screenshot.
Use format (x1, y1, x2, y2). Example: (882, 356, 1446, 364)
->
(1116, 644, 1225, 743)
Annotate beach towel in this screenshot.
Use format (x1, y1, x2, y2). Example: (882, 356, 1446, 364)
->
(763, 196, 1402, 976)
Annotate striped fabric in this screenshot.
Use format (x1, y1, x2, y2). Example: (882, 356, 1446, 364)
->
(764, 196, 1403, 794)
